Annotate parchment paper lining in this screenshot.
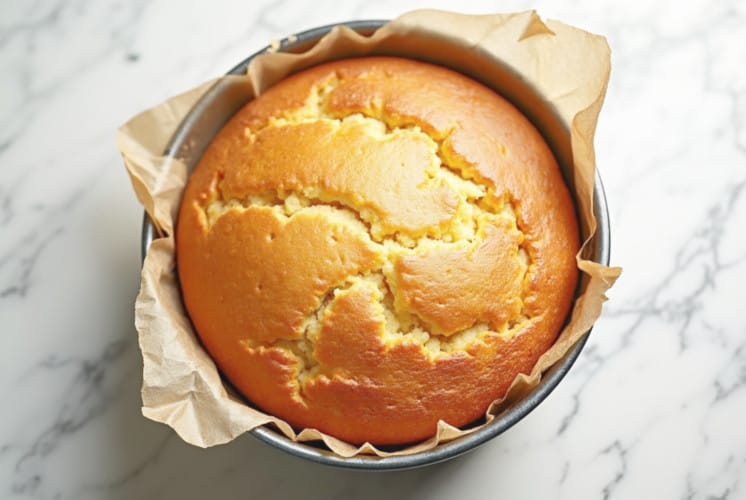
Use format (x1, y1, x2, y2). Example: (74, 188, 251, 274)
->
(118, 9, 621, 458)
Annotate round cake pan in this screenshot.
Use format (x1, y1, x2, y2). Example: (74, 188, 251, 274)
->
(140, 20, 611, 470)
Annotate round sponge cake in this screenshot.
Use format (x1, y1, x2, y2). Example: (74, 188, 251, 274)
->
(176, 56, 579, 445)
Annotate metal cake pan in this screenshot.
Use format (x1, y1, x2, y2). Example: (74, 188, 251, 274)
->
(140, 20, 611, 470)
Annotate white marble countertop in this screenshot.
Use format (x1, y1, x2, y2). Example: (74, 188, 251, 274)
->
(2, 0, 745, 498)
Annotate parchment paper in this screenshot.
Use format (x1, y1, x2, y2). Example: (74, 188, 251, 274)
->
(118, 9, 622, 457)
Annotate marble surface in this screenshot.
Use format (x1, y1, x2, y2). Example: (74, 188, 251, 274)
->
(1, 0, 745, 498)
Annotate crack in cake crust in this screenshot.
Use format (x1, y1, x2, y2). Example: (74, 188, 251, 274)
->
(201, 77, 538, 398)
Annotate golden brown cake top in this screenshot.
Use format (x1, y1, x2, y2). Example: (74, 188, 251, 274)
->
(176, 56, 579, 445)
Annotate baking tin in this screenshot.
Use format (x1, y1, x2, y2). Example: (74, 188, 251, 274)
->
(140, 20, 611, 470)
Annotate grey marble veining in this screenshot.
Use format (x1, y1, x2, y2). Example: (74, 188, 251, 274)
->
(1, 0, 745, 498)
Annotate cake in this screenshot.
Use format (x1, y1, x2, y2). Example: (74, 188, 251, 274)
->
(176, 56, 579, 445)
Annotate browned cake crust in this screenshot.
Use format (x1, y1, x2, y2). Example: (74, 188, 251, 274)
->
(176, 56, 579, 445)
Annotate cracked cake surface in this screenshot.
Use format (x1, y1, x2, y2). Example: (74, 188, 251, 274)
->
(176, 56, 579, 445)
